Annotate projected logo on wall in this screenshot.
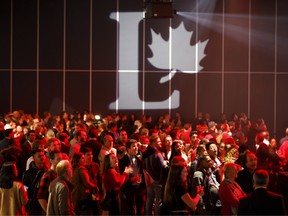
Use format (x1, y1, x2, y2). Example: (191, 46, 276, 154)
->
(109, 12, 208, 110)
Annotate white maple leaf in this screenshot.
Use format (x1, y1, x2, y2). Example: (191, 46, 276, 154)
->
(148, 22, 209, 83)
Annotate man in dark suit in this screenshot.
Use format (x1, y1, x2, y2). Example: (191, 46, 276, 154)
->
(119, 139, 146, 215)
(238, 169, 286, 215)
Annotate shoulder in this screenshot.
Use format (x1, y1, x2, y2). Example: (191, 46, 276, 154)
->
(267, 190, 284, 199)
(14, 181, 25, 189)
(239, 194, 251, 203)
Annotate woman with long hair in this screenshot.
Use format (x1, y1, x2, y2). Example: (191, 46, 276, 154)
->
(169, 140, 188, 164)
(163, 156, 204, 215)
(102, 153, 133, 215)
(0, 162, 28, 215)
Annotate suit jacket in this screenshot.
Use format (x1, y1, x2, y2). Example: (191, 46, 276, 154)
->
(238, 187, 286, 215)
(119, 154, 145, 192)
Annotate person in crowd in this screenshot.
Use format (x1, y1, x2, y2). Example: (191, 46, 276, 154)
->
(69, 129, 88, 160)
(206, 141, 222, 169)
(0, 162, 28, 215)
(58, 132, 71, 156)
(235, 151, 258, 194)
(278, 139, 288, 167)
(169, 140, 187, 164)
(163, 156, 204, 215)
(218, 163, 246, 215)
(0, 124, 15, 151)
(44, 129, 55, 143)
(217, 142, 227, 163)
(25, 139, 49, 171)
(107, 121, 119, 142)
(163, 135, 173, 161)
(187, 144, 207, 194)
(180, 123, 192, 145)
(119, 139, 146, 215)
(45, 137, 61, 155)
(238, 169, 286, 215)
(19, 130, 36, 177)
(170, 128, 181, 141)
(222, 144, 239, 165)
(143, 135, 168, 215)
(47, 160, 75, 215)
(115, 129, 129, 150)
(37, 150, 63, 213)
(192, 155, 221, 215)
(279, 127, 288, 149)
(82, 126, 102, 164)
(81, 147, 102, 215)
(206, 141, 222, 182)
(186, 131, 199, 164)
(14, 125, 24, 146)
(22, 148, 48, 215)
(71, 152, 99, 215)
(102, 153, 133, 215)
(98, 134, 117, 174)
(69, 123, 87, 145)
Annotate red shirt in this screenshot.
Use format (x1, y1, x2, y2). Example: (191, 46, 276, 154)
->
(103, 169, 128, 191)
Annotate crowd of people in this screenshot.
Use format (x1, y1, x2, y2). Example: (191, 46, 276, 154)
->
(0, 110, 287, 215)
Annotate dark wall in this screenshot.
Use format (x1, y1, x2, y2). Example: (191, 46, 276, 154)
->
(0, 0, 288, 138)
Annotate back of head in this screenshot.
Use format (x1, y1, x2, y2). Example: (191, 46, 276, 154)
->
(253, 169, 269, 187)
(103, 153, 113, 173)
(0, 162, 17, 189)
(164, 156, 187, 206)
(88, 126, 98, 138)
(56, 160, 70, 176)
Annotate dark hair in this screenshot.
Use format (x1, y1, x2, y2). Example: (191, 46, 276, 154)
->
(163, 156, 187, 206)
(48, 150, 61, 160)
(169, 140, 183, 164)
(242, 151, 257, 168)
(126, 139, 137, 149)
(31, 139, 45, 151)
(32, 148, 44, 156)
(4, 129, 13, 137)
(196, 144, 206, 155)
(88, 126, 98, 138)
(103, 153, 113, 173)
(170, 128, 180, 140)
(197, 155, 211, 169)
(80, 146, 92, 155)
(58, 132, 68, 141)
(205, 141, 216, 151)
(107, 122, 117, 129)
(71, 152, 84, 169)
(0, 163, 18, 189)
